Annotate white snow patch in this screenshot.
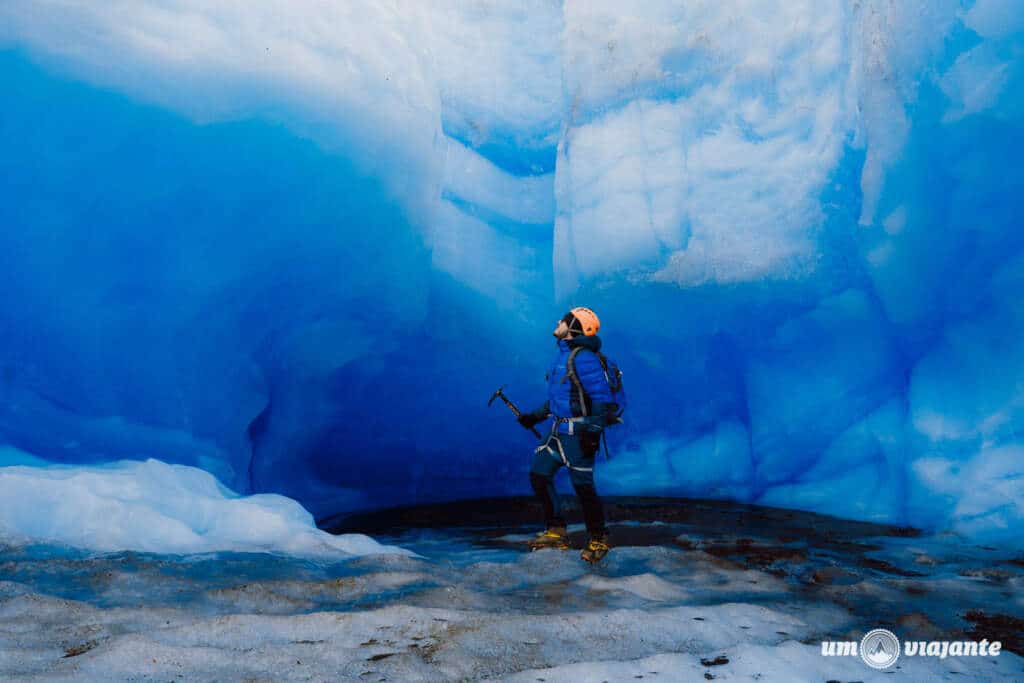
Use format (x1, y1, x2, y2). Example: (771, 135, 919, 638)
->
(501, 639, 1021, 683)
(963, 0, 1024, 40)
(575, 572, 688, 602)
(941, 42, 1012, 123)
(556, 0, 849, 292)
(0, 456, 408, 558)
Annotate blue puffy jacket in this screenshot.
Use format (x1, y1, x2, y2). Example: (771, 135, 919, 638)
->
(545, 335, 615, 434)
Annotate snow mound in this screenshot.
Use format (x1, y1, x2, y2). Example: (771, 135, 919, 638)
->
(0, 455, 407, 558)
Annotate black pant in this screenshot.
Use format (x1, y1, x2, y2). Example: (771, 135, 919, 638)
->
(529, 431, 607, 537)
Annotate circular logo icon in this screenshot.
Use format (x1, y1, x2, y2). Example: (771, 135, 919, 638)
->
(861, 629, 900, 669)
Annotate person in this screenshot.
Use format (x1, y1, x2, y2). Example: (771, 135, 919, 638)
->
(517, 307, 618, 563)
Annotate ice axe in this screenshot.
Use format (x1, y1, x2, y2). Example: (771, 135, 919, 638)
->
(488, 385, 542, 438)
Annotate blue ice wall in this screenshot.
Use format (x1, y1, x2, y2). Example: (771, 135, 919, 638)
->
(1, 1, 1023, 544)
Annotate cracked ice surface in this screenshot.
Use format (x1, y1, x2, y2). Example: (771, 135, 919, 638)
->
(2, 510, 1024, 681)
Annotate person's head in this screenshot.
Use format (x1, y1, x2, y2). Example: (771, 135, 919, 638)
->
(552, 307, 600, 339)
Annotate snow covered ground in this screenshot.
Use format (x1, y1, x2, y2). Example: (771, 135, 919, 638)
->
(3, 500, 1023, 681)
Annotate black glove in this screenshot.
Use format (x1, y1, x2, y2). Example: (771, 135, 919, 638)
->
(518, 412, 545, 429)
(579, 429, 602, 457)
(518, 402, 549, 430)
(591, 401, 621, 428)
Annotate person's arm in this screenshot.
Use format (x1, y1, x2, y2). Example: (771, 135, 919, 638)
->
(577, 354, 617, 428)
(518, 401, 550, 429)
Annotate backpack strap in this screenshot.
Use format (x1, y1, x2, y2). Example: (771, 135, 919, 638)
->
(595, 352, 616, 390)
(563, 347, 613, 417)
(563, 347, 589, 416)
(563, 348, 619, 458)
(604, 355, 623, 393)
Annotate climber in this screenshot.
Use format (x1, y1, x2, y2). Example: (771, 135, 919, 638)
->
(517, 307, 625, 564)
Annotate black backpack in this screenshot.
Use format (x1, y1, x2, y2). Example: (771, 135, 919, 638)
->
(564, 347, 627, 426)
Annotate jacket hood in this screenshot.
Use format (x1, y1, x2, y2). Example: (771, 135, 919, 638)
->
(558, 335, 602, 352)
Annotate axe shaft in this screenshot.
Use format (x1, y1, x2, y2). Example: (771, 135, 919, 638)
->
(498, 393, 522, 417)
(496, 391, 542, 438)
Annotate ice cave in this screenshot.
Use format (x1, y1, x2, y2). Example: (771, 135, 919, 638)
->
(1, 1, 1023, 680)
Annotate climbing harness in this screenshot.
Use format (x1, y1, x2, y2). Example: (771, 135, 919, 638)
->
(534, 423, 594, 472)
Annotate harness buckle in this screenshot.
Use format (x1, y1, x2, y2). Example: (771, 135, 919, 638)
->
(552, 416, 586, 436)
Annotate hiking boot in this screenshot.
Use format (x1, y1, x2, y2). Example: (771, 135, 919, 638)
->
(581, 534, 610, 563)
(528, 526, 570, 551)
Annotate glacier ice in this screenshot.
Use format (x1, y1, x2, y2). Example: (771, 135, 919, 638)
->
(0, 454, 407, 557)
(0, 0, 1023, 551)
(556, 0, 851, 291)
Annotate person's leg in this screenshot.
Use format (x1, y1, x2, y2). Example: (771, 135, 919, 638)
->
(529, 437, 566, 530)
(563, 434, 607, 538)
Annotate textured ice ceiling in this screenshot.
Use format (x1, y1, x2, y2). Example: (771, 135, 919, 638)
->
(1, 1, 1022, 545)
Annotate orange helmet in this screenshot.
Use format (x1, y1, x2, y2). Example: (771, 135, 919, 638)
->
(565, 306, 600, 336)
